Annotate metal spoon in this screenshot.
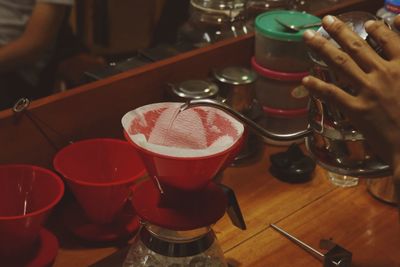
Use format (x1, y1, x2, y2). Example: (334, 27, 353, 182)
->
(275, 18, 322, 32)
(270, 224, 352, 267)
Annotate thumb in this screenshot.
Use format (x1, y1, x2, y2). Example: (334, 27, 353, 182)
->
(394, 15, 400, 31)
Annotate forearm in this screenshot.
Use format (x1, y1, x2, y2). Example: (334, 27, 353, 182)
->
(0, 39, 46, 72)
(0, 3, 67, 72)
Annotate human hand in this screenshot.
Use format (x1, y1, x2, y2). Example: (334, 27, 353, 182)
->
(301, 15, 400, 191)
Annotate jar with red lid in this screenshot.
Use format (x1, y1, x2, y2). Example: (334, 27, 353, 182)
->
(259, 105, 308, 146)
(252, 57, 309, 110)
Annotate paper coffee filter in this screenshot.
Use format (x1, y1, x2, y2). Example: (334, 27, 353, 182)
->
(122, 102, 244, 158)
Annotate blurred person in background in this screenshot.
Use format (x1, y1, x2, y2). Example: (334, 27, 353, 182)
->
(0, 0, 73, 110)
(302, 15, 400, 205)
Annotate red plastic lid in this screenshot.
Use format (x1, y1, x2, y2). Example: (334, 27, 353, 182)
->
(62, 199, 140, 242)
(262, 106, 308, 118)
(3, 229, 59, 267)
(251, 57, 309, 81)
(131, 179, 227, 231)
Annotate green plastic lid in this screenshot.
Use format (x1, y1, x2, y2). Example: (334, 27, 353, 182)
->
(255, 10, 321, 41)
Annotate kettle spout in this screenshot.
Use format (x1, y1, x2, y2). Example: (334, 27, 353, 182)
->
(181, 99, 312, 141)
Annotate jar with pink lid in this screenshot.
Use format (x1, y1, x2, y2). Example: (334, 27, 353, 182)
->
(251, 57, 309, 110)
(259, 105, 308, 146)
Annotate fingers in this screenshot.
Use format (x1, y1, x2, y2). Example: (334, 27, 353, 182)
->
(364, 20, 400, 60)
(320, 15, 384, 72)
(394, 15, 400, 32)
(302, 76, 357, 112)
(303, 29, 369, 87)
(393, 166, 400, 211)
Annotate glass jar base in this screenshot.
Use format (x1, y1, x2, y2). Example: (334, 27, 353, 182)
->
(328, 172, 359, 188)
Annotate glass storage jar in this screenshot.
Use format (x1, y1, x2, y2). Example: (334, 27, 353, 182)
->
(254, 10, 321, 72)
(244, 0, 290, 30)
(178, 0, 248, 48)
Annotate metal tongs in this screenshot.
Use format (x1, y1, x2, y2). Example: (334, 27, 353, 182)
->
(270, 224, 352, 267)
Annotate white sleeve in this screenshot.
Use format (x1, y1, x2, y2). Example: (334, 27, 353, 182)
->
(37, 0, 74, 5)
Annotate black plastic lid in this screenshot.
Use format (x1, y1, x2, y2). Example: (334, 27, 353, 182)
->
(269, 144, 316, 183)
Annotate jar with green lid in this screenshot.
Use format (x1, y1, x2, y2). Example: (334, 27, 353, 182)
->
(254, 10, 321, 72)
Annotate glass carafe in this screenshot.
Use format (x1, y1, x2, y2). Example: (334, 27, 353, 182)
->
(244, 0, 290, 29)
(124, 223, 227, 267)
(177, 0, 248, 48)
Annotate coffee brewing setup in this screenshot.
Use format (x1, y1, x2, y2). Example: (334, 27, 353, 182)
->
(121, 102, 246, 266)
(2, 6, 397, 267)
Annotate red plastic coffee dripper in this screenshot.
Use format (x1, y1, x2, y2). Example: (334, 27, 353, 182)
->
(0, 164, 64, 266)
(53, 138, 146, 241)
(122, 102, 245, 230)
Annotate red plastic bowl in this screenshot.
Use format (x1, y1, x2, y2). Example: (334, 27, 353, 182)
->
(53, 138, 146, 224)
(0, 164, 64, 259)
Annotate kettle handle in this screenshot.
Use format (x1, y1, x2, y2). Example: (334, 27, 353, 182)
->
(218, 183, 247, 230)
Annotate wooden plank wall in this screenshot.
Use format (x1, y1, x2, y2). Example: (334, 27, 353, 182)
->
(0, 35, 254, 167)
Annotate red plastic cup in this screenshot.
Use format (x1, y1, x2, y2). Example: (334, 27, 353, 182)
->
(53, 138, 146, 224)
(0, 164, 64, 261)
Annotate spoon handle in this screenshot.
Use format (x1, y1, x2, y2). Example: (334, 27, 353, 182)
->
(275, 18, 322, 32)
(299, 22, 322, 29)
(274, 18, 298, 32)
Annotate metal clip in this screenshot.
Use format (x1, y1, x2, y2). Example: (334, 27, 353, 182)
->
(12, 97, 30, 113)
(11, 98, 73, 150)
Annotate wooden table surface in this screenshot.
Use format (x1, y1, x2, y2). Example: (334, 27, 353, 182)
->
(52, 144, 400, 267)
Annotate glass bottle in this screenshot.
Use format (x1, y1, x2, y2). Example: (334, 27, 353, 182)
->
(376, 0, 400, 32)
(288, 0, 309, 11)
(244, 0, 290, 30)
